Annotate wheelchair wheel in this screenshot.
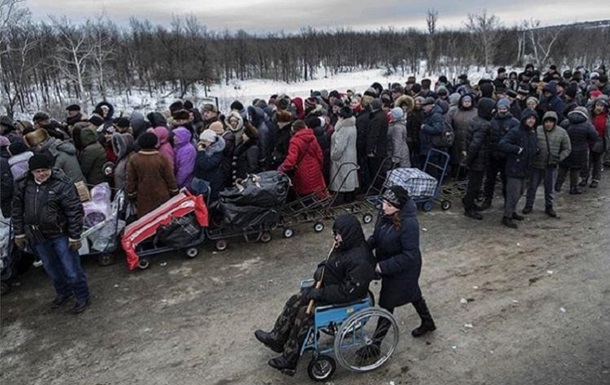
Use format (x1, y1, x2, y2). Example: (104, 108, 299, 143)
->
(334, 308, 398, 372)
(307, 355, 336, 382)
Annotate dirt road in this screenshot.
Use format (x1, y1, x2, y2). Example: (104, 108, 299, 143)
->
(1, 178, 609, 385)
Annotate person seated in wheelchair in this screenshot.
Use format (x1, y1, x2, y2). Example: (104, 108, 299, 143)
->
(254, 214, 375, 376)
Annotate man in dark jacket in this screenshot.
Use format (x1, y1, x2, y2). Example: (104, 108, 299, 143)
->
(355, 104, 371, 188)
(1, 156, 13, 218)
(523, 111, 571, 217)
(498, 109, 540, 228)
(419, 97, 444, 177)
(539, 82, 566, 123)
(462, 98, 495, 219)
(482, 98, 520, 209)
(11, 154, 90, 313)
(366, 99, 389, 188)
(254, 214, 374, 376)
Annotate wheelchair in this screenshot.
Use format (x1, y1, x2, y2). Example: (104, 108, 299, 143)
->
(300, 279, 399, 381)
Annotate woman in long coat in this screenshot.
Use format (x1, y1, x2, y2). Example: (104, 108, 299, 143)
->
(278, 120, 327, 199)
(329, 107, 359, 203)
(126, 133, 179, 218)
(368, 185, 436, 338)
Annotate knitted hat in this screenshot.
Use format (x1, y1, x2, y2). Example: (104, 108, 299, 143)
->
(526, 97, 539, 106)
(169, 101, 184, 114)
(199, 129, 217, 143)
(138, 132, 158, 150)
(24, 128, 49, 147)
(304, 97, 317, 109)
(183, 100, 194, 110)
(449, 93, 461, 106)
(114, 117, 130, 129)
(8, 141, 28, 156)
(89, 115, 105, 127)
(230, 100, 244, 111)
(65, 104, 81, 112)
(338, 106, 353, 119)
(596, 95, 609, 106)
(208, 121, 224, 135)
(390, 107, 404, 121)
(496, 98, 511, 110)
(28, 153, 53, 171)
(382, 185, 410, 210)
(565, 85, 578, 99)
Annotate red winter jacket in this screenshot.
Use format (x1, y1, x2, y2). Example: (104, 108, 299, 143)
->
(279, 128, 327, 197)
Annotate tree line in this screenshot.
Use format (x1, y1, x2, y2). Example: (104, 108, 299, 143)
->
(1, 0, 609, 117)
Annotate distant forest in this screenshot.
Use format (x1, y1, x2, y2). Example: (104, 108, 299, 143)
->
(1, 0, 609, 116)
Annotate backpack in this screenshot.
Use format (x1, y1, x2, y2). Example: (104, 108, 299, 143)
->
(431, 118, 455, 148)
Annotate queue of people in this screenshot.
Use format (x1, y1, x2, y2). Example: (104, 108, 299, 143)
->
(0, 63, 609, 319)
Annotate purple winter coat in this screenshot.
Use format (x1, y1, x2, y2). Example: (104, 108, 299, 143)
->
(172, 127, 196, 189)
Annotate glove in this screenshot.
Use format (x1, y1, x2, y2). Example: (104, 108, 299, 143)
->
(69, 239, 82, 251)
(14, 237, 26, 250)
(308, 288, 323, 301)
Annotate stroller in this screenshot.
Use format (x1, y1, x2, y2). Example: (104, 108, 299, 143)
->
(121, 190, 209, 270)
(207, 171, 290, 250)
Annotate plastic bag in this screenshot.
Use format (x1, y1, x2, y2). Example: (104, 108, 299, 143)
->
(82, 183, 112, 229)
(87, 216, 125, 252)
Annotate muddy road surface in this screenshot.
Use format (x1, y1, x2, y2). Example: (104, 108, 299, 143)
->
(1, 178, 609, 385)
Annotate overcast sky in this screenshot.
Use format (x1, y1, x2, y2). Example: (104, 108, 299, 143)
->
(26, 0, 610, 33)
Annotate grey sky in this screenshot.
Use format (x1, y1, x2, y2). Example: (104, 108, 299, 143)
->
(26, 0, 610, 33)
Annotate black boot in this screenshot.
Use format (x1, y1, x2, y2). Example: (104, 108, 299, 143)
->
(480, 198, 492, 210)
(255, 330, 283, 353)
(464, 210, 483, 220)
(545, 206, 557, 218)
(411, 298, 436, 338)
(268, 356, 297, 376)
(502, 216, 518, 229)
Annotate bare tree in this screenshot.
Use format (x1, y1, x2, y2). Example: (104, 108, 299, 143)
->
(522, 19, 563, 68)
(426, 9, 439, 74)
(51, 16, 95, 109)
(464, 10, 501, 72)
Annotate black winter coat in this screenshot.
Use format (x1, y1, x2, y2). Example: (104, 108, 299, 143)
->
(489, 114, 520, 159)
(12, 168, 84, 241)
(498, 109, 539, 179)
(420, 104, 444, 155)
(1, 157, 13, 217)
(561, 111, 600, 169)
(366, 109, 389, 157)
(368, 199, 423, 308)
(314, 215, 375, 304)
(355, 108, 371, 158)
(232, 139, 260, 183)
(464, 98, 495, 172)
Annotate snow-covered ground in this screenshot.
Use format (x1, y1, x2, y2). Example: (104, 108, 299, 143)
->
(107, 66, 498, 116)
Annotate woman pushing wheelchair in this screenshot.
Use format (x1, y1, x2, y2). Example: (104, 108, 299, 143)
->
(254, 214, 375, 376)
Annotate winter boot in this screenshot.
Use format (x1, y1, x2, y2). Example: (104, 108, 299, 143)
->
(502, 217, 518, 229)
(480, 198, 492, 210)
(255, 330, 283, 353)
(545, 206, 557, 218)
(590, 180, 599, 188)
(522, 206, 533, 214)
(512, 212, 525, 221)
(569, 187, 583, 195)
(464, 210, 483, 220)
(268, 356, 297, 376)
(411, 298, 436, 338)
(578, 179, 587, 187)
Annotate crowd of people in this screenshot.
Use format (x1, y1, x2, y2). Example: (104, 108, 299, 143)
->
(1, 63, 609, 315)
